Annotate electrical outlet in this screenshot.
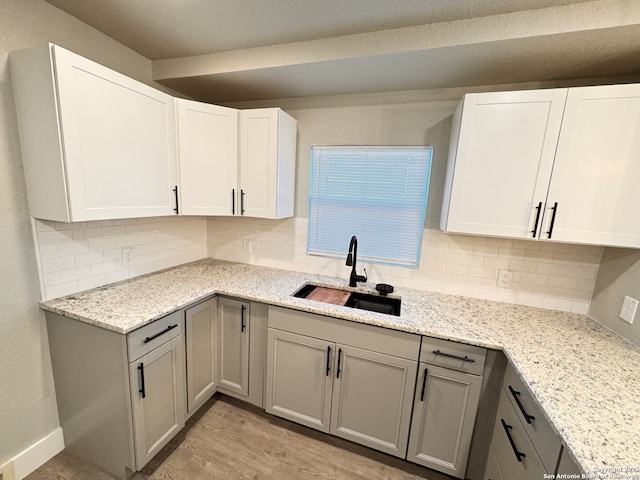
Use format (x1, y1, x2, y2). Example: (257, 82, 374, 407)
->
(619, 295, 638, 325)
(497, 270, 513, 288)
(242, 239, 252, 254)
(122, 247, 134, 266)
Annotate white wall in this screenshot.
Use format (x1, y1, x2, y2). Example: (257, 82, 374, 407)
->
(0, 0, 186, 470)
(207, 91, 602, 313)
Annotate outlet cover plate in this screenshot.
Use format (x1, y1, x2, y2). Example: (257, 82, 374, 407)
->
(497, 270, 513, 288)
(619, 295, 638, 325)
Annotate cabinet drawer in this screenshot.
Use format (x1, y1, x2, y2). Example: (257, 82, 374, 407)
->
(492, 390, 547, 480)
(502, 362, 561, 472)
(420, 336, 486, 375)
(128, 310, 183, 361)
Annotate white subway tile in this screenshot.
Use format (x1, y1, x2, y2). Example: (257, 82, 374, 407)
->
(88, 237, 116, 251)
(483, 257, 510, 269)
(37, 230, 73, 245)
(78, 274, 106, 291)
(57, 241, 89, 257)
(106, 269, 130, 284)
(564, 265, 597, 280)
(521, 272, 549, 286)
(472, 245, 498, 257)
(91, 261, 118, 276)
(39, 245, 58, 260)
(60, 265, 92, 283)
(45, 281, 78, 300)
(548, 275, 578, 289)
(75, 252, 104, 267)
(571, 302, 590, 314)
(41, 256, 75, 273)
(535, 263, 566, 276)
(43, 272, 61, 287)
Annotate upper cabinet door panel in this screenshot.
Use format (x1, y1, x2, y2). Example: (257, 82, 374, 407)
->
(177, 100, 238, 216)
(11, 44, 178, 222)
(546, 85, 640, 248)
(239, 108, 296, 219)
(443, 89, 567, 238)
(53, 46, 178, 221)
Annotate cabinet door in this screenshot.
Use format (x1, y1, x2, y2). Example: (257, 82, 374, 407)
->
(53, 45, 178, 221)
(407, 363, 482, 478)
(265, 329, 333, 432)
(239, 108, 296, 219)
(130, 336, 185, 469)
(177, 99, 238, 216)
(185, 298, 217, 416)
(545, 84, 640, 247)
(217, 297, 250, 396)
(442, 89, 566, 238)
(330, 345, 417, 458)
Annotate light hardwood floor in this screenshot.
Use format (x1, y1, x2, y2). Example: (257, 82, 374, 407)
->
(26, 394, 455, 480)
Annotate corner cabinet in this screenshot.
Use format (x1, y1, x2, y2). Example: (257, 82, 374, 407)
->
(266, 306, 419, 458)
(441, 84, 640, 248)
(238, 108, 297, 219)
(217, 297, 251, 397)
(185, 297, 218, 416)
(10, 43, 178, 222)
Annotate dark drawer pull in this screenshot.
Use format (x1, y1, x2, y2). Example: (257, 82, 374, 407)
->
(501, 419, 526, 462)
(546, 202, 558, 238)
(231, 188, 236, 215)
(138, 363, 146, 399)
(143, 324, 178, 343)
(420, 367, 428, 402)
(326, 346, 331, 376)
(509, 386, 536, 424)
(432, 350, 475, 363)
(173, 185, 179, 214)
(241, 304, 246, 332)
(531, 201, 542, 237)
(336, 348, 343, 379)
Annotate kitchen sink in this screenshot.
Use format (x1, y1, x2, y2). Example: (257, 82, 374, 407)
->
(293, 283, 401, 316)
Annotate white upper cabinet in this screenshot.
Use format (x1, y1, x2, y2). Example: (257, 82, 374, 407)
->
(176, 99, 238, 216)
(442, 85, 640, 248)
(176, 105, 297, 219)
(545, 85, 640, 247)
(11, 44, 178, 222)
(441, 89, 567, 239)
(239, 108, 297, 219)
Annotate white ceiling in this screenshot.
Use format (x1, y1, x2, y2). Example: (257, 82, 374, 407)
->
(45, 0, 640, 103)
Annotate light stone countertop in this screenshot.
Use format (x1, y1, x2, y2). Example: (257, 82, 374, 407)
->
(41, 258, 640, 477)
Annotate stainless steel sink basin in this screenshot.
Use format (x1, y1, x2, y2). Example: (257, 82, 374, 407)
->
(293, 283, 401, 316)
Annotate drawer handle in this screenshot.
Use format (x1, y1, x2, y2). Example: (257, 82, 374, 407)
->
(336, 348, 343, 379)
(173, 185, 179, 215)
(143, 324, 178, 343)
(241, 304, 246, 332)
(432, 350, 475, 363)
(420, 367, 429, 402)
(231, 188, 236, 215)
(509, 386, 536, 424)
(138, 363, 146, 399)
(326, 346, 331, 376)
(546, 202, 558, 238)
(501, 419, 526, 462)
(531, 201, 542, 237)
(240, 189, 245, 215)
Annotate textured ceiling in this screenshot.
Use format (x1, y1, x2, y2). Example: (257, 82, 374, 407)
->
(44, 0, 640, 102)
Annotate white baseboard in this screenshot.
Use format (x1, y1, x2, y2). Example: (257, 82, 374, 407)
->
(1, 428, 64, 480)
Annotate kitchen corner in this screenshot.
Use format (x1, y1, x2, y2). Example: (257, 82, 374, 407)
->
(41, 258, 640, 477)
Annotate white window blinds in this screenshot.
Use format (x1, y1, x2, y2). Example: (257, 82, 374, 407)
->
(308, 146, 432, 267)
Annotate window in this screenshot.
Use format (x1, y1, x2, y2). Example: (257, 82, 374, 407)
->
(307, 146, 432, 267)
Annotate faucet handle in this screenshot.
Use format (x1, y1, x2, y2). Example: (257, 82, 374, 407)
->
(362, 268, 368, 283)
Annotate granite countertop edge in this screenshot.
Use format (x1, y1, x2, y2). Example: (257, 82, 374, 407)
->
(40, 258, 640, 475)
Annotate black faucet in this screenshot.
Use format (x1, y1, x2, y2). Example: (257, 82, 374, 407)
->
(346, 235, 367, 287)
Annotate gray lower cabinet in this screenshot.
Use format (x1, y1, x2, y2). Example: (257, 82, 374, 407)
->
(266, 306, 419, 458)
(129, 334, 185, 468)
(45, 309, 187, 479)
(407, 338, 485, 479)
(407, 363, 482, 478)
(217, 296, 250, 397)
(185, 297, 218, 416)
(484, 445, 506, 480)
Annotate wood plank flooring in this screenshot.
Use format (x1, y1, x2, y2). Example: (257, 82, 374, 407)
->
(26, 394, 454, 480)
